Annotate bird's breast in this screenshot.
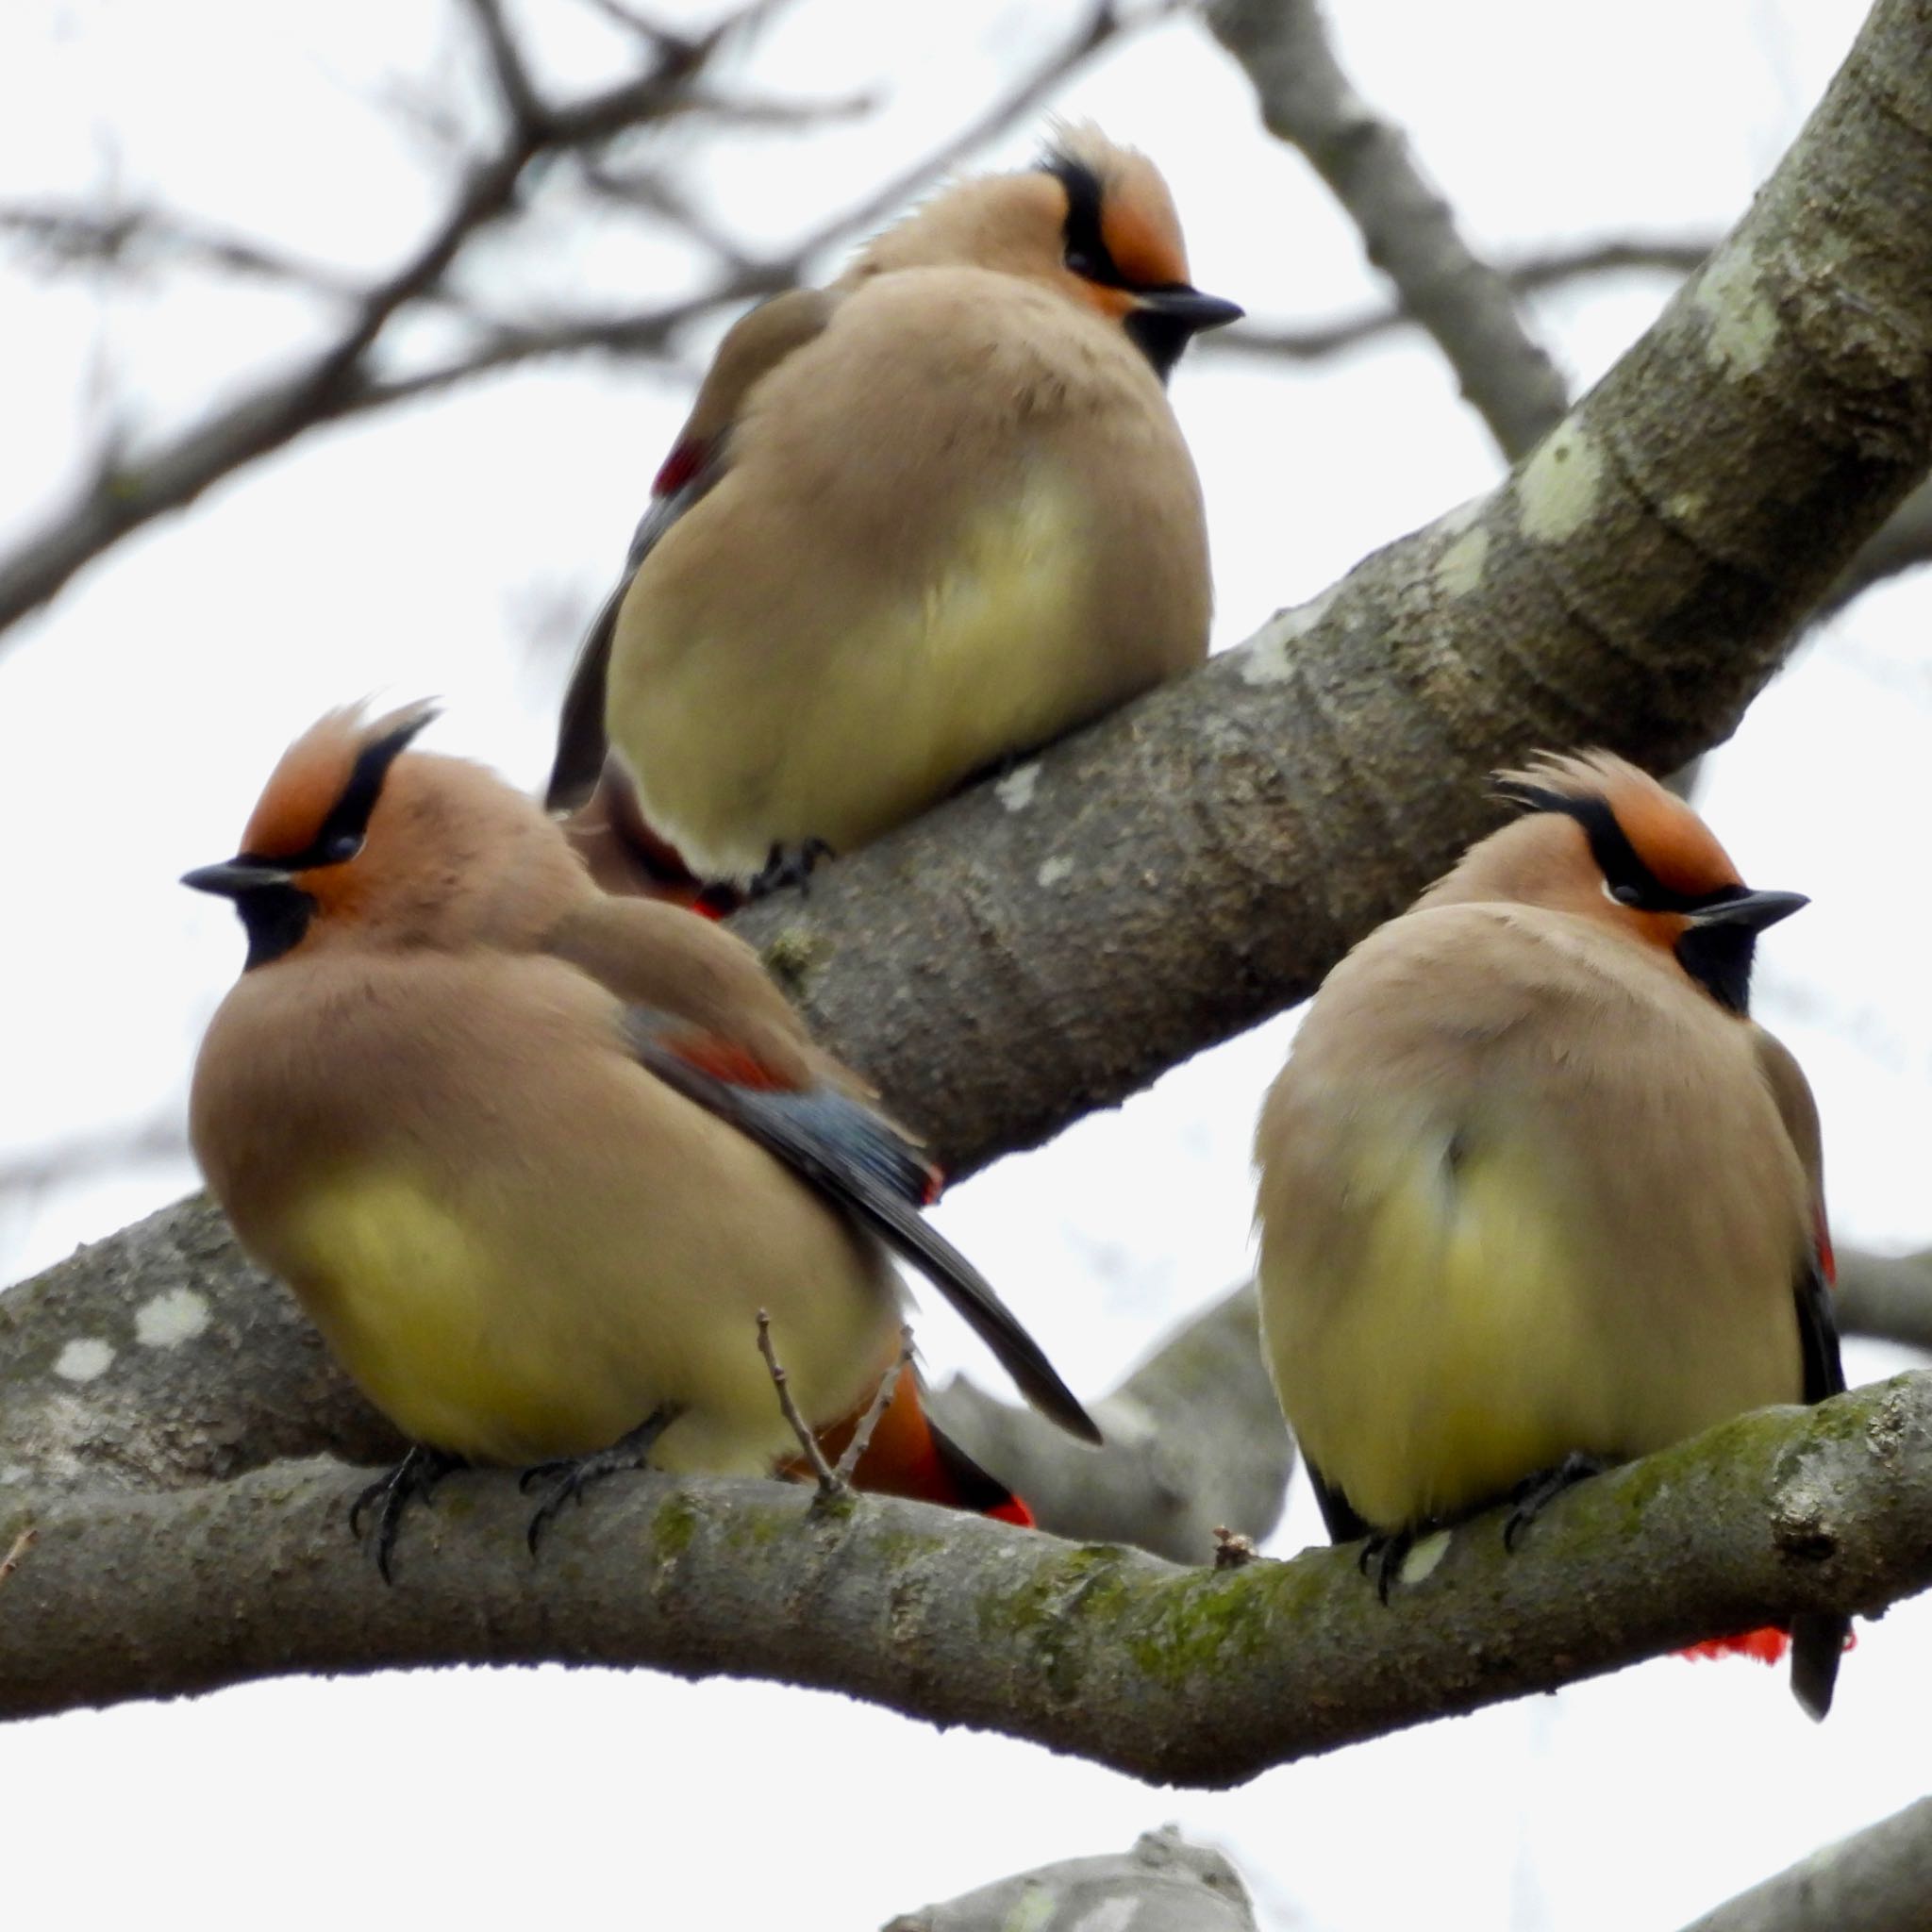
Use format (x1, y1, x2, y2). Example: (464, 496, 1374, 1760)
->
(275, 1168, 589, 1462)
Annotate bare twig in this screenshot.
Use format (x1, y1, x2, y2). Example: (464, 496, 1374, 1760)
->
(0, 1525, 34, 1591)
(1208, 0, 1567, 459)
(0, 0, 1151, 644)
(0, 202, 366, 300)
(834, 1325, 914, 1485)
(461, 0, 547, 134)
(755, 1308, 838, 1491)
(1210, 236, 1716, 363)
(0, 1114, 189, 1201)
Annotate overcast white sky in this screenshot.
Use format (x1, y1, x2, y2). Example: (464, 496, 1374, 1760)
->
(2, 3, 1927, 1928)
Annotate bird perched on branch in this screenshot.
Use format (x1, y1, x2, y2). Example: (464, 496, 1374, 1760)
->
(186, 703, 1096, 1573)
(1254, 751, 1848, 1718)
(547, 124, 1240, 895)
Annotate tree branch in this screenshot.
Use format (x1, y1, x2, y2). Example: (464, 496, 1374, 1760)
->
(1838, 1247, 1932, 1355)
(930, 1282, 1292, 1563)
(0, 0, 1152, 645)
(1677, 1794, 1932, 1932)
(886, 1826, 1258, 1931)
(1208, 0, 1569, 458)
(1208, 237, 1717, 364)
(4, 1373, 1929, 1774)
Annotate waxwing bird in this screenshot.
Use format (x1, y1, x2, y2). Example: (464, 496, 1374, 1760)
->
(1254, 751, 1848, 1718)
(187, 703, 1096, 1572)
(545, 124, 1240, 890)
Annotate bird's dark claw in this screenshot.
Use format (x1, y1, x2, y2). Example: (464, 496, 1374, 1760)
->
(745, 839, 834, 901)
(522, 1403, 685, 1555)
(1358, 1527, 1415, 1604)
(351, 1444, 463, 1583)
(1503, 1452, 1609, 1550)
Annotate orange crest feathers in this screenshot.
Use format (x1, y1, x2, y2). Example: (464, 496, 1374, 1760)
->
(1042, 120, 1191, 288)
(240, 700, 441, 861)
(1494, 749, 1743, 899)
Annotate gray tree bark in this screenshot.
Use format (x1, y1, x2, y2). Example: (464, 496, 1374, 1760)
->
(884, 1826, 1257, 1932)
(1677, 1795, 1932, 1932)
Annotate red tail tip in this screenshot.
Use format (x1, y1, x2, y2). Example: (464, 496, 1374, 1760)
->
(1680, 1626, 1789, 1667)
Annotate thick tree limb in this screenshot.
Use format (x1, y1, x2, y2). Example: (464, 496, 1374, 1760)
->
(886, 1826, 1258, 1931)
(1208, 0, 1568, 458)
(1822, 471, 1932, 608)
(1677, 1795, 1932, 1932)
(4, 1373, 1929, 1775)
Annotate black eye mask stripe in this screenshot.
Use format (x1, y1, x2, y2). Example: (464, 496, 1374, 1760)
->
(1494, 776, 1759, 1014)
(242, 708, 438, 874)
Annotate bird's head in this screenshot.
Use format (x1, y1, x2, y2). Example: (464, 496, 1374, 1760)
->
(184, 702, 580, 970)
(1438, 750, 1807, 1014)
(850, 124, 1241, 382)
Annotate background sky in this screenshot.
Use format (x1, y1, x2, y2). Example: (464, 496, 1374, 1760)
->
(2, 2, 1927, 1927)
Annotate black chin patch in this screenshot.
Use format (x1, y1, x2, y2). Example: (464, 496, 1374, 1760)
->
(1497, 778, 1762, 1014)
(1674, 922, 1756, 1014)
(1124, 306, 1189, 382)
(236, 883, 317, 972)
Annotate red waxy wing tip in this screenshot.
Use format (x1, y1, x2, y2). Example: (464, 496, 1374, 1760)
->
(662, 1031, 795, 1092)
(653, 439, 704, 498)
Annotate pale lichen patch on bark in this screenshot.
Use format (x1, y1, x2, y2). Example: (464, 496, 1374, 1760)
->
(1400, 1528, 1451, 1586)
(53, 1338, 114, 1382)
(1238, 589, 1334, 689)
(1691, 247, 1779, 376)
(1435, 525, 1491, 599)
(996, 762, 1041, 813)
(134, 1288, 211, 1348)
(1516, 421, 1604, 543)
(1037, 856, 1074, 888)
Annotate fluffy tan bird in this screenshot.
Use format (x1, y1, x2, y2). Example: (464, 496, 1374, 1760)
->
(546, 125, 1240, 891)
(1254, 751, 1847, 1717)
(187, 703, 1096, 1571)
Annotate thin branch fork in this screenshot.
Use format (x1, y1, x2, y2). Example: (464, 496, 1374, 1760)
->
(756, 1307, 838, 1490)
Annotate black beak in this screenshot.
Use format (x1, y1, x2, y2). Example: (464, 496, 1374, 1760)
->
(1133, 284, 1245, 336)
(182, 857, 293, 899)
(1690, 888, 1809, 933)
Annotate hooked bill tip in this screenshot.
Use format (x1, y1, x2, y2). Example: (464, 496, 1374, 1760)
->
(182, 858, 291, 898)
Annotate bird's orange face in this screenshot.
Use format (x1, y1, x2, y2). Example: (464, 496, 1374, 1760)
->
(1492, 751, 1807, 1014)
(1040, 139, 1242, 379)
(183, 703, 438, 969)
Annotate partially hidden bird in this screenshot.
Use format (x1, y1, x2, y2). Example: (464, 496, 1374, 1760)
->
(1254, 751, 1848, 1718)
(546, 123, 1241, 894)
(187, 702, 1097, 1572)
